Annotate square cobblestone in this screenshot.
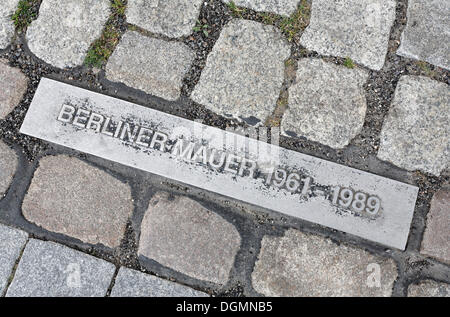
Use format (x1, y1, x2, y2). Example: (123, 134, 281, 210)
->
(300, 0, 396, 71)
(26, 0, 110, 68)
(106, 31, 195, 101)
(111, 267, 209, 297)
(378, 76, 449, 176)
(0, 224, 27, 295)
(138, 192, 241, 285)
(191, 19, 290, 125)
(126, 0, 203, 38)
(408, 280, 450, 297)
(252, 229, 397, 296)
(22, 155, 133, 248)
(281, 58, 368, 149)
(0, 141, 18, 199)
(420, 189, 450, 264)
(0, 60, 28, 119)
(397, 0, 450, 70)
(6, 239, 115, 297)
(0, 0, 20, 49)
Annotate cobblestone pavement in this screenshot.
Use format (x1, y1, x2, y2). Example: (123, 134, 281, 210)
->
(0, 0, 448, 297)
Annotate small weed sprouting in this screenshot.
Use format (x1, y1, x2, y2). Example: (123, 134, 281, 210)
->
(85, 22, 120, 67)
(12, 0, 38, 31)
(193, 20, 209, 37)
(343, 57, 355, 69)
(280, 0, 311, 42)
(111, 0, 126, 16)
(227, 1, 246, 18)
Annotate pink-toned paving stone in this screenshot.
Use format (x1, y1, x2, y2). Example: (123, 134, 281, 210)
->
(0, 60, 28, 119)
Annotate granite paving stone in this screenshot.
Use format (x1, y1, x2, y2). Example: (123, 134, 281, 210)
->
(6, 239, 115, 297)
(300, 0, 396, 71)
(252, 229, 398, 297)
(378, 76, 449, 176)
(397, 0, 450, 70)
(111, 267, 209, 297)
(22, 155, 133, 248)
(408, 280, 450, 297)
(106, 31, 195, 101)
(281, 58, 368, 149)
(138, 192, 241, 285)
(420, 189, 450, 264)
(126, 0, 203, 38)
(225, 0, 300, 16)
(191, 19, 290, 125)
(0, 0, 20, 49)
(26, 0, 110, 69)
(0, 141, 18, 199)
(0, 60, 28, 119)
(0, 224, 28, 295)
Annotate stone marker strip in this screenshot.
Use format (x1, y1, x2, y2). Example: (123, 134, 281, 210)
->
(20, 78, 418, 250)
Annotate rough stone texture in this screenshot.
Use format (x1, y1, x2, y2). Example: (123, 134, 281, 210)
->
(0, 0, 20, 49)
(191, 19, 290, 125)
(226, 0, 300, 16)
(0, 141, 18, 198)
(111, 267, 209, 297)
(281, 58, 368, 149)
(378, 76, 449, 176)
(126, 0, 203, 38)
(408, 280, 450, 297)
(397, 0, 450, 70)
(106, 31, 194, 101)
(26, 0, 110, 69)
(6, 239, 115, 297)
(0, 224, 28, 294)
(22, 155, 133, 248)
(252, 229, 398, 297)
(420, 189, 450, 264)
(0, 60, 28, 119)
(138, 192, 241, 285)
(300, 0, 396, 71)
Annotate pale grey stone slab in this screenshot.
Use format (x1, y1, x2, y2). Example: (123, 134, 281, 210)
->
(378, 76, 449, 176)
(191, 19, 290, 125)
(300, 0, 396, 71)
(20, 78, 419, 250)
(0, 140, 18, 198)
(252, 229, 397, 297)
(26, 0, 110, 68)
(397, 0, 450, 70)
(0, 224, 28, 295)
(126, 0, 203, 38)
(22, 155, 133, 248)
(0, 60, 28, 119)
(225, 0, 300, 16)
(6, 239, 115, 297)
(106, 31, 195, 101)
(408, 280, 450, 297)
(282, 58, 368, 149)
(111, 267, 209, 297)
(0, 0, 20, 49)
(138, 192, 241, 285)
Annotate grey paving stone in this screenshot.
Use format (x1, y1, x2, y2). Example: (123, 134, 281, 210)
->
(420, 189, 450, 264)
(0, 60, 28, 119)
(106, 31, 195, 101)
(111, 267, 209, 297)
(126, 0, 203, 38)
(0, 141, 18, 198)
(22, 155, 133, 248)
(0, 224, 28, 295)
(300, 0, 396, 71)
(225, 0, 300, 16)
(281, 58, 368, 149)
(408, 280, 450, 297)
(26, 0, 110, 68)
(378, 76, 449, 176)
(6, 239, 115, 297)
(138, 192, 241, 285)
(191, 19, 290, 125)
(252, 229, 397, 297)
(397, 0, 450, 70)
(0, 0, 20, 49)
